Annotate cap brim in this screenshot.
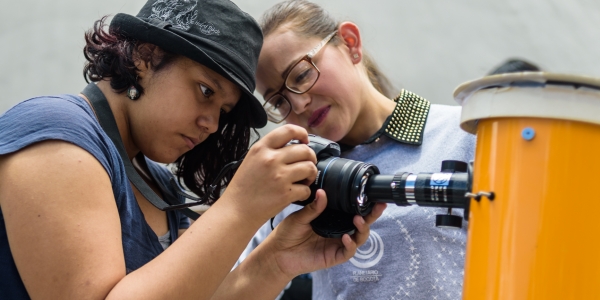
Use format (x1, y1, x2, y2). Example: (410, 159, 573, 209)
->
(110, 14, 267, 128)
(240, 90, 268, 129)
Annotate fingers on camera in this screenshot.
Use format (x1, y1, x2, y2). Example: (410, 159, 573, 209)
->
(267, 124, 309, 148)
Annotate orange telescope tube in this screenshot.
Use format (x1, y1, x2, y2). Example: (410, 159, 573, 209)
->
(454, 72, 600, 300)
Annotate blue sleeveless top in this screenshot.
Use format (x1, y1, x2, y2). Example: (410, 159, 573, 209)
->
(0, 94, 190, 299)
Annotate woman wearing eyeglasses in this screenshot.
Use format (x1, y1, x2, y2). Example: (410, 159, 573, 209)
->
(247, 0, 477, 299)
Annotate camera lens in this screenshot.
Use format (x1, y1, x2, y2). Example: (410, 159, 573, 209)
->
(314, 156, 379, 216)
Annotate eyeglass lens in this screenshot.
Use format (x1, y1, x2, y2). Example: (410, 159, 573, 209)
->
(286, 60, 319, 93)
(264, 60, 319, 122)
(265, 94, 291, 119)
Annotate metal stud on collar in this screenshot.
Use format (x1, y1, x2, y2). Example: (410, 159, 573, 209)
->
(384, 90, 431, 145)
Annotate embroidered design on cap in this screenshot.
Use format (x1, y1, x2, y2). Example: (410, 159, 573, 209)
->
(149, 0, 220, 35)
(196, 22, 220, 35)
(383, 89, 430, 145)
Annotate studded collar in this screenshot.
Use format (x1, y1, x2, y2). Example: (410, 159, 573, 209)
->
(340, 89, 430, 151)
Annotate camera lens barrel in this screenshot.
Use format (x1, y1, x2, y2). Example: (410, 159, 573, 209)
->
(365, 172, 469, 208)
(314, 156, 380, 216)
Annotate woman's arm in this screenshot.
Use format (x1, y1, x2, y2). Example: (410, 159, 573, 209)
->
(0, 125, 318, 300)
(0, 140, 126, 299)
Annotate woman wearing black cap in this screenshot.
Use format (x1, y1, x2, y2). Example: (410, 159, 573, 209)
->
(0, 0, 383, 299)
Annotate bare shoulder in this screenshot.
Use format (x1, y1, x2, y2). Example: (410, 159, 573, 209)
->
(0, 140, 125, 299)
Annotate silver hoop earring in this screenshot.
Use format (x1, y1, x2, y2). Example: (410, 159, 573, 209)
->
(127, 85, 140, 100)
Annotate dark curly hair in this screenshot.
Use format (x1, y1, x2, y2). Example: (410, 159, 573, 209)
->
(83, 16, 257, 204)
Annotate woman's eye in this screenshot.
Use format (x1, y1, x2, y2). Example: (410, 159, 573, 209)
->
(274, 98, 284, 109)
(267, 96, 285, 109)
(293, 69, 312, 85)
(200, 84, 214, 97)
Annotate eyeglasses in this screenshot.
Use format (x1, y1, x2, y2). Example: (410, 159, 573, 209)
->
(262, 31, 338, 123)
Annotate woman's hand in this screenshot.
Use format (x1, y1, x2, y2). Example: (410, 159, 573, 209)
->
(221, 124, 318, 227)
(262, 189, 387, 278)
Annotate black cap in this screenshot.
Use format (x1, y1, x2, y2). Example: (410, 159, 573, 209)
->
(110, 0, 267, 128)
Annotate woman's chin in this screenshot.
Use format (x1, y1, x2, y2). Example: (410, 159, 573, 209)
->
(144, 150, 181, 164)
(309, 130, 343, 143)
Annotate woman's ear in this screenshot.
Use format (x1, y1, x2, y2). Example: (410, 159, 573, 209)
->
(338, 22, 362, 64)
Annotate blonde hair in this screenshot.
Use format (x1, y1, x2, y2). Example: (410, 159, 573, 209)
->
(260, 0, 397, 98)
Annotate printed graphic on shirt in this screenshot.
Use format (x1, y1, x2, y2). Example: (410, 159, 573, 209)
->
(337, 208, 464, 300)
(387, 218, 422, 298)
(350, 231, 385, 269)
(149, 0, 221, 35)
(349, 231, 384, 282)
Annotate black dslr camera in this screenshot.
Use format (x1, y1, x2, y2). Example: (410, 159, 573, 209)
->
(293, 135, 474, 238)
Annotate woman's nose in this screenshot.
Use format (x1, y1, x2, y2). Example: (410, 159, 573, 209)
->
(286, 91, 312, 115)
(197, 109, 219, 134)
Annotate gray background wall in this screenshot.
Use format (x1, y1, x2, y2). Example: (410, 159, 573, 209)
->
(1, 0, 599, 136)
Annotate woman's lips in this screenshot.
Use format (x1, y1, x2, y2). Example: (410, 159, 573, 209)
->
(308, 106, 330, 128)
(183, 135, 199, 149)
